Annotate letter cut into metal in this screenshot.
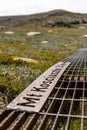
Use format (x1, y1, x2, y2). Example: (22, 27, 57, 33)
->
(6, 62, 70, 112)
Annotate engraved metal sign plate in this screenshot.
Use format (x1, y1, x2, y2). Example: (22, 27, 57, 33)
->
(7, 62, 70, 112)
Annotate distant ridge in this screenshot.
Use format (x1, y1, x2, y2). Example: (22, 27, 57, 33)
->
(0, 9, 87, 28)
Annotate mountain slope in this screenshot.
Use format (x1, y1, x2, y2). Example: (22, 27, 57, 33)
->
(0, 10, 87, 28)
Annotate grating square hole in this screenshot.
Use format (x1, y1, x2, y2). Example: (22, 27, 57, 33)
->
(55, 80, 62, 87)
(85, 82, 87, 90)
(60, 100, 71, 114)
(78, 69, 85, 76)
(56, 117, 67, 130)
(64, 76, 72, 81)
(85, 77, 87, 81)
(84, 90, 87, 100)
(69, 118, 81, 130)
(68, 81, 75, 88)
(78, 76, 85, 81)
(49, 89, 57, 97)
(32, 114, 44, 130)
(60, 81, 69, 88)
(59, 75, 64, 80)
(84, 101, 87, 116)
(65, 90, 74, 98)
(75, 90, 83, 99)
(72, 101, 82, 116)
(67, 70, 73, 75)
(62, 72, 67, 77)
(73, 70, 79, 76)
(52, 100, 62, 114)
(41, 99, 52, 112)
(84, 119, 87, 130)
(43, 116, 55, 130)
(57, 89, 66, 98)
(20, 113, 34, 129)
(77, 82, 83, 89)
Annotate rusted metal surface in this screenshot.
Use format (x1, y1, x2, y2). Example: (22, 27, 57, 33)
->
(7, 62, 70, 113)
(1, 48, 87, 129)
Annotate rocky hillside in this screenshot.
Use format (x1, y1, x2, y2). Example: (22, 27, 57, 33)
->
(0, 10, 87, 28)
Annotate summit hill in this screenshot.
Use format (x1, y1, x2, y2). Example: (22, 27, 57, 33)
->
(0, 10, 87, 28)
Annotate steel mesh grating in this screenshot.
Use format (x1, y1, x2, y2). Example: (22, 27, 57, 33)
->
(0, 48, 87, 130)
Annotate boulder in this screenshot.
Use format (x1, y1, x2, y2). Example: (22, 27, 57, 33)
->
(27, 32, 41, 36)
(42, 41, 49, 44)
(48, 30, 53, 33)
(13, 57, 38, 64)
(83, 34, 87, 37)
(4, 31, 14, 34)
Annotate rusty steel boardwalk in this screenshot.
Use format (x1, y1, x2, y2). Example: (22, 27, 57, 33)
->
(0, 48, 87, 130)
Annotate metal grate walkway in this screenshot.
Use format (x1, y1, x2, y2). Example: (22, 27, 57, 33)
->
(0, 48, 87, 130)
